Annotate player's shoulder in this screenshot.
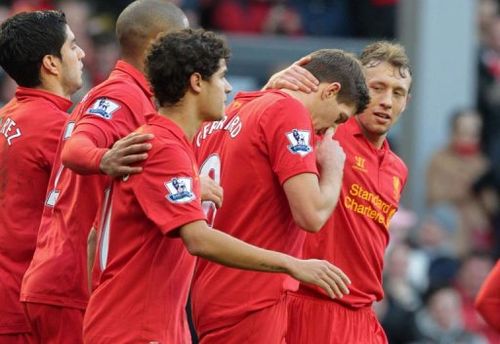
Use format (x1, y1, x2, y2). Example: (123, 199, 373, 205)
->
(146, 123, 190, 159)
(387, 148, 408, 176)
(257, 91, 308, 123)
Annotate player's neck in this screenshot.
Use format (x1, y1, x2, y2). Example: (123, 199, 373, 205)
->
(279, 88, 315, 110)
(35, 78, 70, 99)
(120, 54, 145, 74)
(158, 103, 201, 141)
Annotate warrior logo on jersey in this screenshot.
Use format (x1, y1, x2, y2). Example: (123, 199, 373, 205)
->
(165, 177, 195, 203)
(286, 129, 312, 157)
(86, 98, 120, 119)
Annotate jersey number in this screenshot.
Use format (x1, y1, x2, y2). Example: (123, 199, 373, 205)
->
(199, 154, 221, 228)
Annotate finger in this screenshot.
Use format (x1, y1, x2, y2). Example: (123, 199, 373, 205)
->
(324, 127, 335, 139)
(120, 153, 149, 165)
(112, 166, 143, 177)
(123, 133, 154, 145)
(325, 268, 350, 296)
(211, 194, 223, 209)
(324, 273, 345, 298)
(293, 55, 312, 66)
(291, 65, 320, 87)
(274, 78, 300, 91)
(116, 133, 154, 148)
(317, 279, 335, 299)
(203, 187, 223, 208)
(121, 143, 153, 155)
(330, 265, 351, 285)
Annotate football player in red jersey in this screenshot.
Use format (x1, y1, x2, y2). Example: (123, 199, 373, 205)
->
(83, 28, 353, 344)
(476, 260, 500, 331)
(191, 48, 370, 343)
(273, 42, 412, 344)
(0, 10, 85, 344)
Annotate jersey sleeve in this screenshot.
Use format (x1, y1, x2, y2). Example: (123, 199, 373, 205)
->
(133, 142, 206, 235)
(61, 132, 107, 174)
(74, 95, 144, 149)
(259, 97, 319, 185)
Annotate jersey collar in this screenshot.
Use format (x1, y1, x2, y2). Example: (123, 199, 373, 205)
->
(114, 60, 153, 99)
(147, 114, 191, 146)
(344, 117, 390, 152)
(15, 86, 73, 111)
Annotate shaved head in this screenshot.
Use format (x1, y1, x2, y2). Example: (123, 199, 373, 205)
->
(116, 0, 188, 60)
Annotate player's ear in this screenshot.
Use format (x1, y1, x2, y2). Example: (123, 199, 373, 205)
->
(41, 54, 60, 77)
(190, 72, 203, 94)
(322, 82, 341, 100)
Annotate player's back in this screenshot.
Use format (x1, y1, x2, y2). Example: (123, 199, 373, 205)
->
(192, 90, 316, 335)
(0, 87, 70, 332)
(21, 61, 156, 309)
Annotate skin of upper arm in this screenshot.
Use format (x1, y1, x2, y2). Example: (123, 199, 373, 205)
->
(178, 220, 210, 256)
(283, 172, 323, 231)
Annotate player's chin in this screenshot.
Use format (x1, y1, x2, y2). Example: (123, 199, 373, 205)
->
(208, 112, 224, 122)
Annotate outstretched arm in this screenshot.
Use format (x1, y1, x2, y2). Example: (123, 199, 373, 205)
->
(180, 220, 351, 299)
(62, 130, 153, 177)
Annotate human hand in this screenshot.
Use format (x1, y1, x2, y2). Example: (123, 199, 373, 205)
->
(288, 258, 351, 299)
(99, 132, 154, 177)
(200, 176, 223, 208)
(316, 127, 345, 175)
(263, 56, 319, 93)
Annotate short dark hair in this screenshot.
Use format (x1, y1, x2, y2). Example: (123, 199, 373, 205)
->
(146, 28, 230, 107)
(303, 49, 370, 114)
(0, 10, 67, 87)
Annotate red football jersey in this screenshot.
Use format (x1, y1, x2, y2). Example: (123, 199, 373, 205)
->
(191, 90, 319, 336)
(476, 260, 500, 331)
(83, 115, 205, 343)
(20, 61, 155, 309)
(0, 87, 70, 334)
(297, 117, 408, 307)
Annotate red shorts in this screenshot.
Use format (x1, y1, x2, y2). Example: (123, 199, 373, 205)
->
(23, 302, 84, 344)
(0, 333, 36, 344)
(286, 291, 387, 344)
(199, 297, 287, 344)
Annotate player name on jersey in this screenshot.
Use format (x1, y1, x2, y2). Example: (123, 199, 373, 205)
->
(195, 114, 242, 147)
(0, 116, 22, 145)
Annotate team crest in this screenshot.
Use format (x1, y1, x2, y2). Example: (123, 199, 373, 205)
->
(165, 177, 195, 203)
(86, 98, 120, 119)
(286, 129, 312, 157)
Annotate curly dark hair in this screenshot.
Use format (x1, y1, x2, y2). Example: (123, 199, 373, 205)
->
(0, 10, 67, 87)
(303, 49, 370, 115)
(145, 28, 230, 107)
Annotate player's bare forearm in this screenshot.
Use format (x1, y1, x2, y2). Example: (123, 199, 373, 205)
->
(180, 220, 351, 298)
(180, 220, 291, 272)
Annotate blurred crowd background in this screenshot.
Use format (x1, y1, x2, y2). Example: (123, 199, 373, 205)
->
(1, 0, 500, 343)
